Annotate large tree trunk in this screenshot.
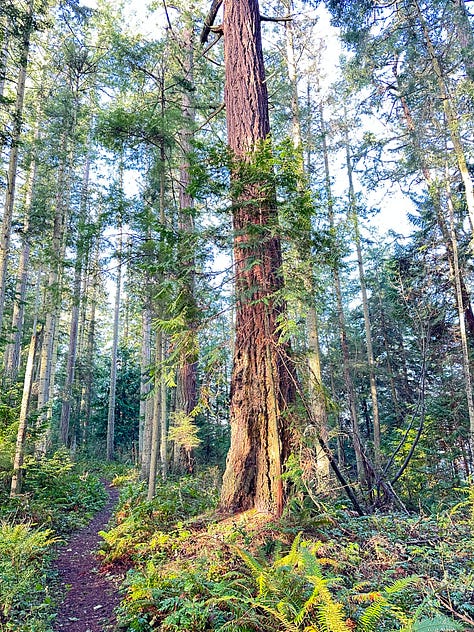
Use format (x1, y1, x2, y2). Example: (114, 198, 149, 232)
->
(219, 0, 296, 517)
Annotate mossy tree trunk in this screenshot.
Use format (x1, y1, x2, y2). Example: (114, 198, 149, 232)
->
(219, 0, 295, 517)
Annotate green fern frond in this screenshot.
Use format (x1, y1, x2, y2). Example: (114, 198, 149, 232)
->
(315, 598, 351, 632)
(255, 602, 300, 632)
(409, 615, 465, 632)
(383, 575, 418, 596)
(357, 599, 390, 632)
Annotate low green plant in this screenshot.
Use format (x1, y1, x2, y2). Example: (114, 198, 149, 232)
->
(0, 522, 58, 631)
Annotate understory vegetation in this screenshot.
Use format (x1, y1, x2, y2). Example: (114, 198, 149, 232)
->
(99, 469, 474, 632)
(0, 451, 109, 631)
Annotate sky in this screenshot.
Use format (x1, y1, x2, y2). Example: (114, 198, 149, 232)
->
(78, 0, 413, 239)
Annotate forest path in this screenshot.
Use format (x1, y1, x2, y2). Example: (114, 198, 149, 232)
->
(52, 481, 121, 632)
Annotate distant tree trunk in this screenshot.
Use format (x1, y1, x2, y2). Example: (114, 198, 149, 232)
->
(445, 169, 474, 462)
(60, 154, 91, 445)
(106, 227, 122, 461)
(0, 0, 33, 336)
(320, 104, 366, 486)
(285, 9, 330, 485)
(343, 128, 381, 472)
(139, 306, 152, 477)
(147, 329, 163, 500)
(36, 134, 72, 456)
(3, 143, 37, 382)
(79, 242, 100, 447)
(218, 0, 296, 517)
(174, 19, 199, 475)
(10, 272, 42, 496)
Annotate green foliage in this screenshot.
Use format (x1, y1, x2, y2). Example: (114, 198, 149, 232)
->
(0, 522, 57, 631)
(99, 471, 219, 565)
(3, 449, 107, 533)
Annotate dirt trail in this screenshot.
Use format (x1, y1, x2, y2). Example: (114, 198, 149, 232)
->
(52, 482, 121, 632)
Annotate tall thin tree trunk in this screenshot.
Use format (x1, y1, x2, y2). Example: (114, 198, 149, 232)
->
(139, 306, 152, 474)
(79, 242, 100, 448)
(445, 170, 474, 463)
(35, 134, 71, 455)
(218, 0, 296, 516)
(175, 18, 199, 475)
(320, 103, 366, 485)
(106, 227, 122, 461)
(343, 126, 381, 472)
(285, 7, 330, 483)
(10, 272, 42, 496)
(59, 155, 91, 445)
(0, 0, 33, 335)
(3, 144, 38, 381)
(147, 329, 163, 500)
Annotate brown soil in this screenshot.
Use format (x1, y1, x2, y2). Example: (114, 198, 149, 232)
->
(52, 482, 121, 632)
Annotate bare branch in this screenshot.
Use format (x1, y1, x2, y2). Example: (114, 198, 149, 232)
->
(260, 14, 293, 23)
(201, 0, 223, 44)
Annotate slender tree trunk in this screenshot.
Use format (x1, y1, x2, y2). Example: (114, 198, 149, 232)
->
(106, 227, 122, 461)
(3, 147, 37, 381)
(285, 7, 330, 484)
(320, 103, 366, 485)
(35, 134, 71, 455)
(139, 306, 152, 474)
(174, 19, 199, 475)
(147, 329, 163, 500)
(10, 272, 42, 496)
(343, 127, 381, 472)
(219, 0, 296, 516)
(79, 242, 100, 448)
(59, 155, 91, 445)
(0, 0, 33, 335)
(394, 65, 474, 338)
(0, 20, 9, 101)
(445, 170, 474, 463)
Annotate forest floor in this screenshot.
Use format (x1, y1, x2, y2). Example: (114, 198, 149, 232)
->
(51, 481, 121, 632)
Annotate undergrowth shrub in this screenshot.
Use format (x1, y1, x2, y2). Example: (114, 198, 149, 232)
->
(2, 449, 108, 533)
(0, 522, 57, 631)
(100, 469, 219, 565)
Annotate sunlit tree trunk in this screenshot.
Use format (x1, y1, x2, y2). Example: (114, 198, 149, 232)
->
(218, 0, 296, 516)
(139, 306, 152, 477)
(10, 272, 42, 496)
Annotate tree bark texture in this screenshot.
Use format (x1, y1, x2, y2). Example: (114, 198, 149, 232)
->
(219, 0, 295, 516)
